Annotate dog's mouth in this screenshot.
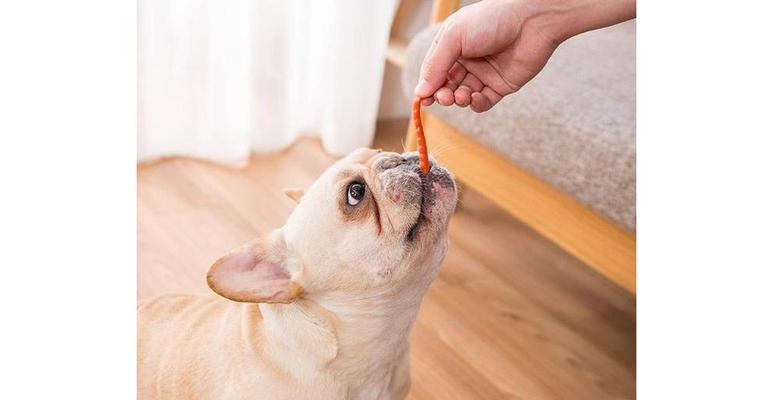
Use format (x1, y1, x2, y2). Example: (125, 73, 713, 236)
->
(395, 152, 456, 243)
(406, 172, 429, 242)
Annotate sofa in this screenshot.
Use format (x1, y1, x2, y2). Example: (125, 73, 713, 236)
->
(399, 16, 636, 292)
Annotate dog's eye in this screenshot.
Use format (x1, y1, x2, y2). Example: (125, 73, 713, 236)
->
(347, 182, 366, 206)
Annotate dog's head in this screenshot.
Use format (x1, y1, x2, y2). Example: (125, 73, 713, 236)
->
(207, 148, 457, 303)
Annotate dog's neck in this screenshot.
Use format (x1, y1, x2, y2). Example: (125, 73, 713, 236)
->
(317, 281, 429, 363)
(257, 272, 434, 395)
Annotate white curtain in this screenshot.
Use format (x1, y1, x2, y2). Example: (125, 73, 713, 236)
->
(138, 0, 398, 166)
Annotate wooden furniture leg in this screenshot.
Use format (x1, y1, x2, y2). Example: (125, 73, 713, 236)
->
(431, 0, 460, 23)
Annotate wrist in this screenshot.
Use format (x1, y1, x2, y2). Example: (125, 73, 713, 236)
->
(511, 0, 636, 44)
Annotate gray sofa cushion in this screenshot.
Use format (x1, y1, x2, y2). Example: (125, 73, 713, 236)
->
(403, 21, 636, 232)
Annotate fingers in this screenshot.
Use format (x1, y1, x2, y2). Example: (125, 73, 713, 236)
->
(420, 80, 504, 112)
(470, 87, 503, 113)
(418, 88, 457, 107)
(416, 46, 513, 112)
(454, 86, 472, 107)
(470, 93, 490, 113)
(446, 62, 467, 90)
(454, 72, 484, 107)
(415, 25, 462, 99)
(458, 57, 517, 98)
(435, 87, 455, 106)
(434, 62, 467, 106)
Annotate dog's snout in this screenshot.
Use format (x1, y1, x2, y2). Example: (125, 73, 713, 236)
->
(375, 152, 438, 174)
(376, 155, 405, 171)
(402, 153, 434, 171)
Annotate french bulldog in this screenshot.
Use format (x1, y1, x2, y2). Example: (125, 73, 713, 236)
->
(138, 148, 457, 399)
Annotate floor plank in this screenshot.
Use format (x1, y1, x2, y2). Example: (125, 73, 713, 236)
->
(137, 120, 635, 399)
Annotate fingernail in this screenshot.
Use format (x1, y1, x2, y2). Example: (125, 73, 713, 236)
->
(415, 79, 431, 97)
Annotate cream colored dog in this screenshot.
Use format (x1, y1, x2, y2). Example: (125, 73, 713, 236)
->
(138, 148, 457, 399)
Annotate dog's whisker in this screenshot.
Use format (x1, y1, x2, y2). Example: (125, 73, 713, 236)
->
(429, 142, 452, 153)
(427, 142, 453, 156)
(429, 143, 465, 158)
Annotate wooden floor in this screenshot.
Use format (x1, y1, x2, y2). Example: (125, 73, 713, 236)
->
(138, 119, 636, 400)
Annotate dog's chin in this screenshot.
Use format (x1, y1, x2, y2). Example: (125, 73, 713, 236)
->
(406, 165, 457, 243)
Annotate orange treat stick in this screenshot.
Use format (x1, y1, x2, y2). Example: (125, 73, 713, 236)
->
(412, 97, 431, 175)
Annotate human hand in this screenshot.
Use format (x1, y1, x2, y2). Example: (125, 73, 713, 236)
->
(415, 0, 636, 112)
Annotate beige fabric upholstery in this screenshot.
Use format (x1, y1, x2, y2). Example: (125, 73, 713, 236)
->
(403, 21, 636, 231)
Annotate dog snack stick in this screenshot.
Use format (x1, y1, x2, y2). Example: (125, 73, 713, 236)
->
(412, 97, 431, 175)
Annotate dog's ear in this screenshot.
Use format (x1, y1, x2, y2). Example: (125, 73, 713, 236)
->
(283, 188, 305, 204)
(206, 235, 302, 304)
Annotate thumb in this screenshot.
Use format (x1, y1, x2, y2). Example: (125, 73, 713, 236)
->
(415, 27, 461, 98)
